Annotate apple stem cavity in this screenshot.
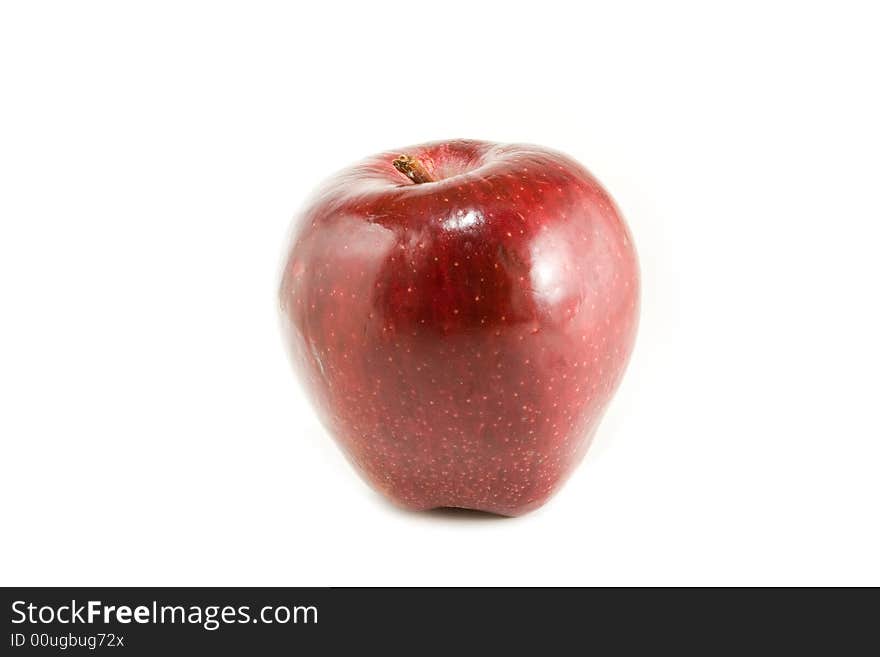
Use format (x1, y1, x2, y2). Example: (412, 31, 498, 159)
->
(392, 154, 435, 184)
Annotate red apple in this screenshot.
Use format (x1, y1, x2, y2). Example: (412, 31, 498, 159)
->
(279, 139, 639, 516)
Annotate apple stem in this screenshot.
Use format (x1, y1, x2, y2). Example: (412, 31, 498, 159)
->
(393, 154, 435, 184)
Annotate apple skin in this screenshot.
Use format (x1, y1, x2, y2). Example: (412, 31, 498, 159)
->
(279, 139, 639, 516)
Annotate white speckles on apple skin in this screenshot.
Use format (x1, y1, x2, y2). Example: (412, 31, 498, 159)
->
(279, 139, 640, 516)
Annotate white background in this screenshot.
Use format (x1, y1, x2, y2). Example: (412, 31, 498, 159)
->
(1, 1, 878, 586)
